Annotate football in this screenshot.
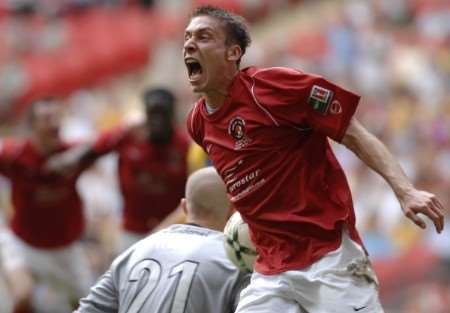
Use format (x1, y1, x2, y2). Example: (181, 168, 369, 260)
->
(223, 211, 257, 273)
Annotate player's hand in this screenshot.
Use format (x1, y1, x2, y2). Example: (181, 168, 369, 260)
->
(399, 189, 445, 233)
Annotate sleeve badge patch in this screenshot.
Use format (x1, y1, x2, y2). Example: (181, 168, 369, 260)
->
(308, 85, 334, 114)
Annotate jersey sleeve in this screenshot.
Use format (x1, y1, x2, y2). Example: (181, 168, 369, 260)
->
(75, 270, 119, 313)
(93, 127, 128, 155)
(252, 67, 360, 142)
(186, 103, 204, 147)
(0, 139, 24, 177)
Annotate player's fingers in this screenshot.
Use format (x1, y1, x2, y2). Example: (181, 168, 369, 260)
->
(426, 205, 443, 233)
(431, 197, 446, 215)
(405, 210, 426, 229)
(430, 201, 445, 233)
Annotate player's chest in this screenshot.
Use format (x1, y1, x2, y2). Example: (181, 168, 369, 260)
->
(203, 108, 301, 163)
(15, 152, 71, 184)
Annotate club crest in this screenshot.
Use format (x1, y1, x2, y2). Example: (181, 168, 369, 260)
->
(228, 117, 246, 140)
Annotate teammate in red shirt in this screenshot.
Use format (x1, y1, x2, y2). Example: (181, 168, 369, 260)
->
(93, 88, 189, 250)
(0, 98, 94, 312)
(184, 6, 445, 313)
(50, 88, 190, 252)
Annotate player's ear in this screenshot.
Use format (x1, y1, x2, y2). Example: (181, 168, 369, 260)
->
(180, 198, 188, 215)
(226, 44, 242, 63)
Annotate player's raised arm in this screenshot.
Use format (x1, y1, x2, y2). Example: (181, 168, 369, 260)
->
(45, 126, 129, 176)
(341, 117, 445, 233)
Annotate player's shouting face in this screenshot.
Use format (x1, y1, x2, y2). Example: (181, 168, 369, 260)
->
(183, 15, 241, 96)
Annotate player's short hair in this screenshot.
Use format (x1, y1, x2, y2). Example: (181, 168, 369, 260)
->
(142, 87, 175, 116)
(190, 5, 251, 66)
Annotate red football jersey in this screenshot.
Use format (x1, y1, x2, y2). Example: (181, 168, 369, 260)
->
(0, 139, 86, 248)
(94, 127, 189, 233)
(188, 66, 364, 274)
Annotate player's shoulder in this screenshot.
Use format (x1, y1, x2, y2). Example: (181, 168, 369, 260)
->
(186, 101, 206, 143)
(122, 225, 224, 265)
(0, 137, 28, 157)
(242, 66, 304, 79)
(110, 242, 139, 270)
(164, 225, 225, 251)
(187, 100, 203, 122)
(110, 232, 160, 269)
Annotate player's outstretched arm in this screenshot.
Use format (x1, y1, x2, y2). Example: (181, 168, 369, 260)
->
(341, 117, 445, 233)
(46, 126, 129, 175)
(45, 143, 103, 176)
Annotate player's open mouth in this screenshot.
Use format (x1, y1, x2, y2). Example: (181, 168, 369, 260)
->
(185, 58, 203, 82)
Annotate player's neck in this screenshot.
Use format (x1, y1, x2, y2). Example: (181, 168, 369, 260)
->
(203, 90, 227, 110)
(187, 217, 224, 231)
(203, 69, 238, 109)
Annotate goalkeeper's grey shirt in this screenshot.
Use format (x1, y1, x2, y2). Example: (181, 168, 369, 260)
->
(75, 224, 250, 313)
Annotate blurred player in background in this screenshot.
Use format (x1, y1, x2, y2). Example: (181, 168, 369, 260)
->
(0, 98, 94, 313)
(93, 87, 189, 251)
(49, 87, 190, 252)
(75, 166, 250, 313)
(184, 6, 445, 313)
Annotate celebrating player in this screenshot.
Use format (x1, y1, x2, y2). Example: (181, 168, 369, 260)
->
(93, 87, 190, 250)
(184, 6, 445, 313)
(49, 87, 189, 252)
(75, 166, 250, 313)
(0, 98, 94, 312)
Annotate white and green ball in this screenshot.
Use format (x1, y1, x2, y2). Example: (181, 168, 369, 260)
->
(223, 212, 257, 273)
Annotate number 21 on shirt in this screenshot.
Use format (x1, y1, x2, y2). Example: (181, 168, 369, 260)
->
(124, 259, 199, 313)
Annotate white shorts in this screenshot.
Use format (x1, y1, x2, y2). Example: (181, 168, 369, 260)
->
(10, 233, 93, 302)
(0, 226, 26, 272)
(236, 230, 384, 313)
(0, 271, 13, 313)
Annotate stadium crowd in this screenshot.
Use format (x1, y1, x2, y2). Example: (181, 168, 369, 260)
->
(0, 0, 448, 312)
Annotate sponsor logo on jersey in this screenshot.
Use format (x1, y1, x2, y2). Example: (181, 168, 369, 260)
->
(308, 85, 334, 114)
(228, 117, 246, 140)
(228, 169, 261, 193)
